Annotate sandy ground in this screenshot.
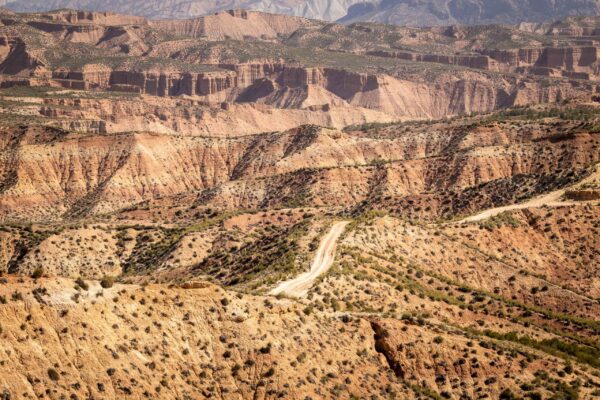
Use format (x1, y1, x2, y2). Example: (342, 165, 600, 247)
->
(270, 221, 349, 298)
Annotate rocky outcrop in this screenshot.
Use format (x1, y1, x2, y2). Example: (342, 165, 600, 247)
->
(0, 37, 42, 75)
(26, 20, 105, 43)
(35, 95, 393, 137)
(52, 63, 289, 95)
(95, 25, 149, 55)
(4, 110, 598, 222)
(108, 70, 238, 97)
(0, 35, 9, 62)
(52, 64, 112, 88)
(280, 67, 384, 100)
(49, 68, 239, 96)
(480, 47, 600, 78)
(0, 128, 250, 219)
(219, 62, 285, 88)
(43, 9, 146, 26)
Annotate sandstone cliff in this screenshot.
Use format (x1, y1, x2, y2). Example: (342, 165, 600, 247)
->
(480, 46, 600, 79)
(31, 63, 596, 121)
(43, 9, 147, 26)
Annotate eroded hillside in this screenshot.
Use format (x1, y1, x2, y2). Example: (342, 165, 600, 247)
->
(1, 8, 600, 123)
(0, 8, 599, 400)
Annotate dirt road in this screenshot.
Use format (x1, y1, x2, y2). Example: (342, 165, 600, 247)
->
(459, 189, 569, 223)
(459, 165, 600, 223)
(270, 221, 349, 298)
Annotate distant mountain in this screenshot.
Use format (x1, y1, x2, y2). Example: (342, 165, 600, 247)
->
(339, 0, 600, 26)
(3, 0, 365, 21)
(5, 0, 600, 25)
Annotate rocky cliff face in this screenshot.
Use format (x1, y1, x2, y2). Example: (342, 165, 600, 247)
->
(481, 46, 600, 78)
(2, 8, 598, 119)
(43, 9, 147, 25)
(0, 37, 43, 75)
(32, 62, 596, 119)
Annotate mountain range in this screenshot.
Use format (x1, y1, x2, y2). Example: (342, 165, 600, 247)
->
(4, 0, 600, 25)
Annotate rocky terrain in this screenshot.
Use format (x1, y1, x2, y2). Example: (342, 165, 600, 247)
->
(2, 8, 600, 118)
(0, 7, 599, 400)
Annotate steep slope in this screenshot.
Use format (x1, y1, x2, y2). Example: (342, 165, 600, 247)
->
(2, 101, 600, 222)
(0, 277, 410, 400)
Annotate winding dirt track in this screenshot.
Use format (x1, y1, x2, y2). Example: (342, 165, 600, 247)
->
(459, 189, 569, 223)
(270, 221, 349, 298)
(459, 165, 600, 223)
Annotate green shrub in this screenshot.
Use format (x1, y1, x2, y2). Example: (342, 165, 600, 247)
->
(100, 276, 115, 289)
(47, 368, 60, 381)
(75, 277, 89, 291)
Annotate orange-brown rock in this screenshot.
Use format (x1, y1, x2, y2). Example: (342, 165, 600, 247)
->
(150, 10, 318, 40)
(481, 46, 600, 78)
(43, 9, 147, 26)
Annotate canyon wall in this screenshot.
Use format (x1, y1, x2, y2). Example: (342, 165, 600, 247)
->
(37, 63, 594, 120)
(481, 46, 600, 78)
(43, 10, 147, 25)
(360, 46, 600, 81)
(0, 37, 42, 75)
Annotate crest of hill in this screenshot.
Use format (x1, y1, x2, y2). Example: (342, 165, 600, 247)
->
(32, 8, 147, 25)
(150, 9, 323, 40)
(0, 6, 14, 15)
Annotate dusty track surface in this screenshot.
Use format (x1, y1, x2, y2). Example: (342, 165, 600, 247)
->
(460, 165, 600, 223)
(270, 221, 349, 298)
(459, 189, 570, 223)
